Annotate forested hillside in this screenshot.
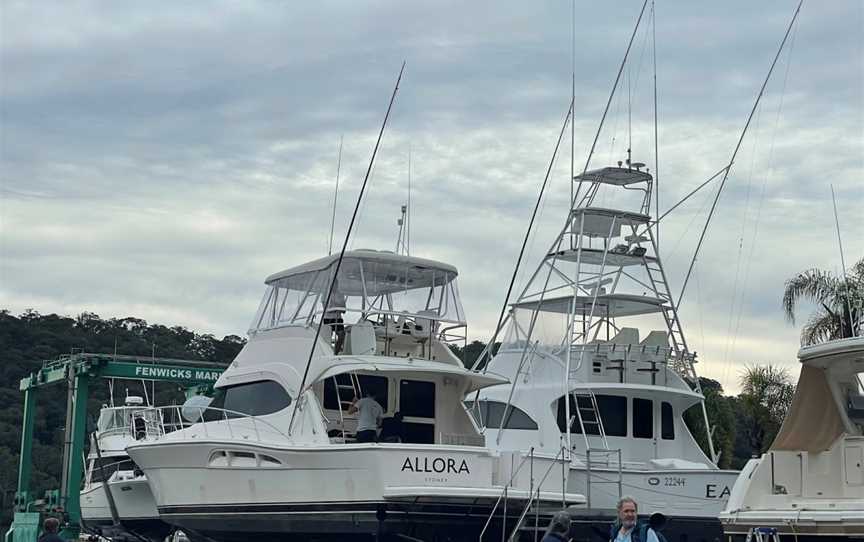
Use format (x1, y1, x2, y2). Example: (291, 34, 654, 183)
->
(0, 310, 244, 529)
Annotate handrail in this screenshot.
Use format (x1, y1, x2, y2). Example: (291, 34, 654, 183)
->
(131, 405, 292, 445)
(507, 446, 568, 542)
(478, 449, 536, 541)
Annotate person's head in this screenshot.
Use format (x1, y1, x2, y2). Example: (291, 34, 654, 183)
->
(394, 412, 404, 421)
(546, 510, 571, 536)
(43, 517, 60, 534)
(617, 496, 638, 529)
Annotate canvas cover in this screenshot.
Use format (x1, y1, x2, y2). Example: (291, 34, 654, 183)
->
(770, 365, 845, 453)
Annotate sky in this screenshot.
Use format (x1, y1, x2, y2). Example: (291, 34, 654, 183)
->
(1, 1, 862, 394)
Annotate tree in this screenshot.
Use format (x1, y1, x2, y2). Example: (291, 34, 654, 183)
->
(683, 377, 737, 469)
(737, 364, 795, 455)
(782, 257, 864, 345)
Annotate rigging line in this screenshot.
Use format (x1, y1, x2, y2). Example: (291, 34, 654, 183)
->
(647, 165, 729, 227)
(664, 180, 718, 264)
(724, 94, 765, 374)
(573, 0, 649, 206)
(473, 98, 574, 372)
(328, 135, 344, 256)
(726, 90, 769, 378)
(289, 62, 406, 434)
(730, 20, 800, 369)
(652, 0, 659, 247)
(676, 0, 803, 309)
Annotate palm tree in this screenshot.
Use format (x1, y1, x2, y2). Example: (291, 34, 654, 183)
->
(782, 257, 864, 345)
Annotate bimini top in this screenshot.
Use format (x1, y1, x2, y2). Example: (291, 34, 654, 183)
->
(573, 166, 652, 186)
(250, 249, 467, 333)
(266, 249, 458, 294)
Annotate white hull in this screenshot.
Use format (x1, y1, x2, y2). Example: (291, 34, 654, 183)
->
(567, 465, 738, 517)
(80, 476, 171, 541)
(128, 440, 581, 540)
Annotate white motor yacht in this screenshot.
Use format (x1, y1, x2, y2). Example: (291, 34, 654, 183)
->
(472, 163, 739, 542)
(127, 249, 584, 541)
(720, 335, 864, 541)
(80, 396, 172, 541)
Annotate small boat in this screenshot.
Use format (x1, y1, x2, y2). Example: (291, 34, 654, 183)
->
(128, 249, 584, 541)
(80, 396, 172, 541)
(720, 335, 864, 541)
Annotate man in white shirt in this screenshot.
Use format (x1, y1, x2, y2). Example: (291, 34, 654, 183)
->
(349, 391, 384, 443)
(610, 497, 660, 542)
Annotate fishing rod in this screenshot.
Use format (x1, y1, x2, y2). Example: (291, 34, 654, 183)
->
(289, 62, 406, 435)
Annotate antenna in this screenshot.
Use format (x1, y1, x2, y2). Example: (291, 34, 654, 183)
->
(831, 184, 855, 337)
(328, 135, 344, 256)
(407, 144, 412, 256)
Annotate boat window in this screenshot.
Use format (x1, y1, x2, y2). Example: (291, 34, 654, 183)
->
(633, 398, 653, 439)
(323, 374, 389, 411)
(555, 394, 627, 437)
(207, 380, 292, 419)
(399, 380, 435, 418)
(661, 402, 675, 440)
(464, 400, 538, 430)
(403, 422, 435, 444)
(89, 457, 135, 483)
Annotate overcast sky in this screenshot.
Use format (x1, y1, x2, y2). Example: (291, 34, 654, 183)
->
(1, 1, 862, 393)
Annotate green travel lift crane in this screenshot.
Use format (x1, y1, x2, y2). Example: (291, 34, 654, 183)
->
(4, 353, 226, 542)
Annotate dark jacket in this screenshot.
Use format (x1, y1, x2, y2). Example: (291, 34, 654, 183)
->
(37, 534, 65, 542)
(541, 533, 568, 542)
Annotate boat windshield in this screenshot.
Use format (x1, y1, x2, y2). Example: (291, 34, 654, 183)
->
(249, 252, 466, 335)
(97, 406, 160, 435)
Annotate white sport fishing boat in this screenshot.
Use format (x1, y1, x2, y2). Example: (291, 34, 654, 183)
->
(127, 249, 584, 542)
(80, 396, 172, 541)
(472, 161, 739, 540)
(721, 335, 864, 541)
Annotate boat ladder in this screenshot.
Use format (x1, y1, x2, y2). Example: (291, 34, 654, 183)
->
(640, 251, 698, 383)
(746, 527, 782, 542)
(572, 390, 609, 451)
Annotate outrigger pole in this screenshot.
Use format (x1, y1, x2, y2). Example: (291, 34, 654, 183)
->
(289, 62, 406, 435)
(677, 0, 803, 309)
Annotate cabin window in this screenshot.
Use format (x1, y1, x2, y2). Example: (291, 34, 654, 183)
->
(464, 400, 538, 430)
(661, 402, 675, 440)
(207, 380, 292, 419)
(90, 457, 135, 483)
(399, 380, 436, 418)
(323, 374, 389, 411)
(555, 394, 627, 437)
(401, 422, 434, 444)
(633, 398, 653, 439)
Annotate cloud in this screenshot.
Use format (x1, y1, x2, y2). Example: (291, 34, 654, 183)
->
(2, 0, 862, 395)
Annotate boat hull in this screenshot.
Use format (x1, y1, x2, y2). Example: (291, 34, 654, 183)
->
(80, 477, 172, 541)
(567, 466, 739, 517)
(128, 440, 580, 541)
